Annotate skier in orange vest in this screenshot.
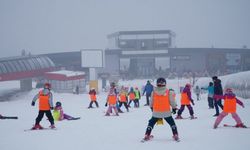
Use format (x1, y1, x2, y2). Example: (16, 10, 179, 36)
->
(31, 83, 55, 129)
(128, 87, 136, 107)
(118, 86, 129, 112)
(105, 82, 119, 116)
(213, 88, 247, 128)
(88, 88, 99, 108)
(142, 78, 179, 142)
(175, 83, 196, 119)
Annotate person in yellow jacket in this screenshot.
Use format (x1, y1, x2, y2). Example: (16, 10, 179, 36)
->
(142, 78, 179, 142)
(31, 83, 55, 129)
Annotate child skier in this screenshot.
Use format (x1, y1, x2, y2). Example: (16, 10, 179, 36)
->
(213, 88, 247, 128)
(53, 101, 80, 121)
(134, 87, 141, 107)
(105, 82, 119, 116)
(128, 87, 136, 108)
(175, 83, 196, 119)
(142, 77, 179, 142)
(194, 85, 201, 101)
(88, 88, 99, 108)
(118, 86, 129, 112)
(31, 83, 55, 129)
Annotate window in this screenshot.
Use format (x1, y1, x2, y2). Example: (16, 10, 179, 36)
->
(17, 60, 27, 71)
(31, 58, 42, 69)
(0, 63, 7, 73)
(27, 59, 36, 70)
(21, 60, 32, 71)
(12, 61, 22, 72)
(2, 62, 13, 73)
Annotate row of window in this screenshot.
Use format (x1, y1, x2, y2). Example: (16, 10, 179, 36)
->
(0, 57, 55, 74)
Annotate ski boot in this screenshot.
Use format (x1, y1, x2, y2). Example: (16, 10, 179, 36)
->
(190, 115, 196, 119)
(105, 113, 110, 116)
(49, 124, 56, 129)
(175, 115, 183, 119)
(172, 134, 180, 142)
(31, 124, 43, 130)
(235, 123, 247, 128)
(141, 134, 154, 142)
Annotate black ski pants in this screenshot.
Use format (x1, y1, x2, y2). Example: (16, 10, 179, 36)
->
(35, 110, 54, 125)
(145, 116, 178, 136)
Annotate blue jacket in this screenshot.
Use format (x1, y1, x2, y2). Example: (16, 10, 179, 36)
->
(143, 83, 154, 96)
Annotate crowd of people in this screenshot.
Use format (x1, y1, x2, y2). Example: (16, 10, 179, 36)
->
(2, 75, 247, 142)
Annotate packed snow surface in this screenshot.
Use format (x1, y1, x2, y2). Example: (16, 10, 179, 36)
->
(0, 78, 249, 150)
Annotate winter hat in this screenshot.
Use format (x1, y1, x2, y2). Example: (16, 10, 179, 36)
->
(156, 77, 166, 87)
(225, 88, 233, 93)
(56, 101, 62, 107)
(212, 76, 218, 80)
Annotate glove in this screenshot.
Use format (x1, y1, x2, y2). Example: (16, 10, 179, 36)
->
(172, 108, 177, 114)
(150, 107, 153, 112)
(191, 100, 195, 105)
(50, 107, 54, 110)
(31, 101, 35, 106)
(105, 102, 108, 107)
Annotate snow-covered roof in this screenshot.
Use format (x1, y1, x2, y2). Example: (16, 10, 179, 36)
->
(46, 70, 85, 77)
(44, 70, 85, 81)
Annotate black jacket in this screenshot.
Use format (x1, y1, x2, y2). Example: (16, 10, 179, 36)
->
(213, 79, 223, 95)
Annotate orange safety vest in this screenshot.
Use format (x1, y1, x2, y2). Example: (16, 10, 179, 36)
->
(129, 92, 135, 100)
(39, 91, 50, 110)
(119, 93, 127, 102)
(181, 92, 190, 105)
(153, 90, 171, 112)
(108, 95, 117, 105)
(224, 96, 237, 113)
(90, 94, 97, 101)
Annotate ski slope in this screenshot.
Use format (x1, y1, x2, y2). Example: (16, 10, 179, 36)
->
(0, 78, 250, 150)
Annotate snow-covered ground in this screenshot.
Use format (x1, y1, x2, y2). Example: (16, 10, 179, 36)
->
(0, 77, 250, 150)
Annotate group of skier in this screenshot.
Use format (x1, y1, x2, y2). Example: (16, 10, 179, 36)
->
(25, 75, 247, 141)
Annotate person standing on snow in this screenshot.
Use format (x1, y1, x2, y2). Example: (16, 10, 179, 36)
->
(118, 86, 129, 112)
(194, 85, 201, 101)
(105, 82, 119, 116)
(203, 82, 214, 109)
(143, 80, 154, 106)
(88, 88, 99, 108)
(134, 87, 141, 107)
(213, 88, 247, 128)
(175, 83, 196, 119)
(128, 87, 136, 108)
(212, 76, 224, 116)
(142, 77, 179, 142)
(31, 83, 55, 129)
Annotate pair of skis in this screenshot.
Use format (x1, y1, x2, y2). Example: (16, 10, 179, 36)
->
(0, 116, 18, 119)
(223, 124, 249, 128)
(141, 135, 180, 143)
(24, 127, 57, 132)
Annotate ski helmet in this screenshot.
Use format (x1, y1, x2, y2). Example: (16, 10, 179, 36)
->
(225, 88, 232, 93)
(156, 77, 166, 87)
(185, 83, 191, 88)
(56, 101, 62, 107)
(44, 82, 51, 89)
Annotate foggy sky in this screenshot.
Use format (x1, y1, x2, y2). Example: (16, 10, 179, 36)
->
(0, 0, 250, 58)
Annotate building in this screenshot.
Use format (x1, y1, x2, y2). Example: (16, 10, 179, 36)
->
(44, 70, 86, 93)
(102, 30, 250, 79)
